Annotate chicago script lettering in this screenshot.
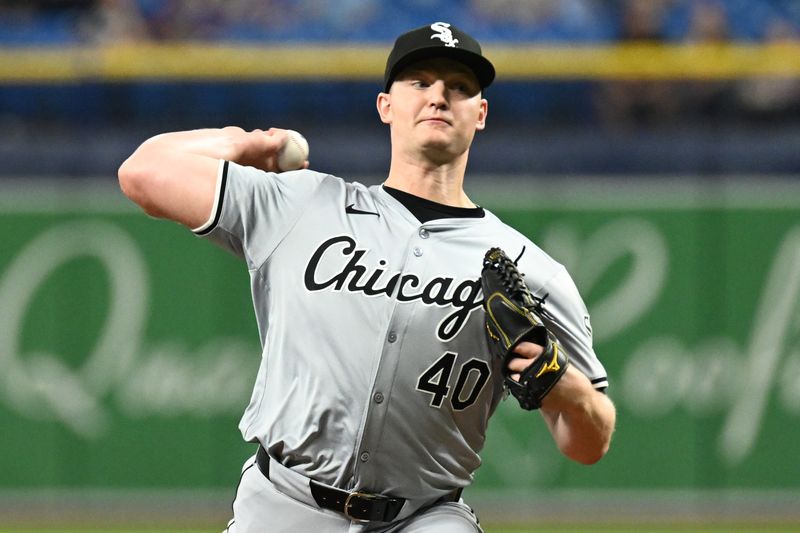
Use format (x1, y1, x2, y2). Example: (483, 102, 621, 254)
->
(304, 235, 482, 340)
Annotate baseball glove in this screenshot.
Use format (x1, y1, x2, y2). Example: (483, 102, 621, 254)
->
(481, 247, 569, 410)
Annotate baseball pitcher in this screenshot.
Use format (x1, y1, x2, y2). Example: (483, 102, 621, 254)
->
(119, 22, 615, 533)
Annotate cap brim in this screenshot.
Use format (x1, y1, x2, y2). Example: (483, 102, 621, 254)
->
(385, 46, 495, 92)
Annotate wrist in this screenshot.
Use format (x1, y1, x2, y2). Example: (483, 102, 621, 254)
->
(540, 364, 593, 413)
(227, 128, 284, 171)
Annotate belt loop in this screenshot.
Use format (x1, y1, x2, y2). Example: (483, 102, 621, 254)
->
(255, 444, 270, 479)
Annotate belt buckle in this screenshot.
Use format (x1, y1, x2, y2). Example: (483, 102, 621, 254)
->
(344, 491, 379, 522)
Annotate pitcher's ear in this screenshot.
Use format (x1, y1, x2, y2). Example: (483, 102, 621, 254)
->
(476, 98, 488, 131)
(377, 92, 392, 124)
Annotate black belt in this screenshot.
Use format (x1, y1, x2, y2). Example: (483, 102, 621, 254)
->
(255, 446, 460, 522)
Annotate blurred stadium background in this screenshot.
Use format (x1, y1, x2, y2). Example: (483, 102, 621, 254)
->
(1, 1, 800, 531)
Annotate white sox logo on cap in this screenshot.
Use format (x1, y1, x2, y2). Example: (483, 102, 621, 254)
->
(383, 21, 495, 91)
(430, 22, 459, 48)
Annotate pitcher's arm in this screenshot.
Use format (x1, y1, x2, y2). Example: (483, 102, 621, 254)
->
(118, 127, 290, 228)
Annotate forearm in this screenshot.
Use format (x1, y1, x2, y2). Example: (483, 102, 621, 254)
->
(139, 127, 278, 165)
(540, 365, 616, 465)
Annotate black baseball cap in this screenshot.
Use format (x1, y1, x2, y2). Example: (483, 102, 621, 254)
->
(384, 22, 495, 92)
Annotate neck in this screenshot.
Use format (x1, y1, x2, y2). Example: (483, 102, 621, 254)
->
(384, 151, 475, 208)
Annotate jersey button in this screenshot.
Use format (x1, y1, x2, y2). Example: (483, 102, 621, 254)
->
(374, 392, 384, 404)
(360, 452, 370, 462)
(413, 246, 423, 257)
(419, 228, 429, 239)
(387, 332, 397, 343)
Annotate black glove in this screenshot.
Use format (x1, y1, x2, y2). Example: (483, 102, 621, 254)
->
(481, 247, 569, 410)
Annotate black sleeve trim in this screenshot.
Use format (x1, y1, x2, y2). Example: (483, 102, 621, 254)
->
(194, 160, 229, 236)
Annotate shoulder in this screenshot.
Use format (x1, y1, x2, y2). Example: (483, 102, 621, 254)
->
(279, 169, 369, 194)
(480, 207, 566, 288)
(225, 162, 333, 182)
(225, 163, 356, 196)
(481, 208, 557, 262)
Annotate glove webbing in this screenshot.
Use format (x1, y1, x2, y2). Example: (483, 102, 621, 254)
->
(482, 247, 569, 410)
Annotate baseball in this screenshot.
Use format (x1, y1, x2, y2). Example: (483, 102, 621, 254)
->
(277, 129, 309, 171)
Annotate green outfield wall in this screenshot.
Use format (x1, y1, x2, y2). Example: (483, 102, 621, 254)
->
(1, 178, 799, 495)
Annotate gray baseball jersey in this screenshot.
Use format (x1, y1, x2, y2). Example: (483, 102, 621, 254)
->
(194, 161, 607, 502)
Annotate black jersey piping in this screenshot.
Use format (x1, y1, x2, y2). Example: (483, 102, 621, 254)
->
(195, 160, 229, 236)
